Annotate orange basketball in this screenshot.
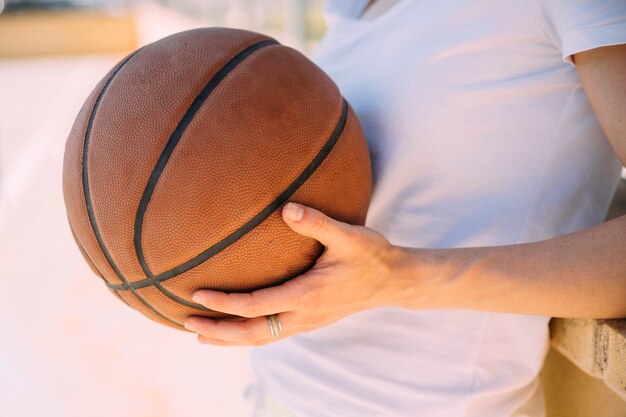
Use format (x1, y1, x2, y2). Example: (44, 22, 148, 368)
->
(62, 28, 372, 330)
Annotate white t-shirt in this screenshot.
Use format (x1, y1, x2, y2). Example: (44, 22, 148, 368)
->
(250, 1, 626, 416)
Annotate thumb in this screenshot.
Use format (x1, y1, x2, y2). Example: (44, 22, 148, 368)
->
(281, 202, 350, 249)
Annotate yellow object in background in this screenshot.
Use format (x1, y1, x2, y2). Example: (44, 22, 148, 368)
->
(0, 9, 137, 57)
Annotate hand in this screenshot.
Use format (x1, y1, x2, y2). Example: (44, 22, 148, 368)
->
(183, 202, 406, 346)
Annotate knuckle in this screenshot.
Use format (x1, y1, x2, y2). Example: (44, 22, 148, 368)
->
(286, 281, 316, 306)
(340, 227, 365, 252)
(242, 324, 258, 340)
(213, 321, 231, 338)
(242, 295, 262, 318)
(348, 226, 388, 253)
(300, 294, 319, 311)
(313, 213, 330, 234)
(205, 298, 222, 311)
(343, 227, 362, 244)
(194, 321, 213, 337)
(239, 306, 257, 319)
(299, 287, 319, 305)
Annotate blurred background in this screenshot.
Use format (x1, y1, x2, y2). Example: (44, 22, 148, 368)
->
(3, 2, 626, 417)
(0, 1, 324, 416)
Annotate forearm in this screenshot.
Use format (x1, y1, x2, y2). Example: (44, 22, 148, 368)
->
(395, 214, 626, 318)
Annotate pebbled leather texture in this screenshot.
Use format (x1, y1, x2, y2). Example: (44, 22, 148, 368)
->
(62, 27, 372, 330)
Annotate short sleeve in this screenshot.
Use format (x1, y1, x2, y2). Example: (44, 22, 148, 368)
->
(322, 0, 368, 27)
(534, 0, 626, 64)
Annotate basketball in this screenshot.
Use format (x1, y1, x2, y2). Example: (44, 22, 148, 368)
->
(62, 28, 372, 331)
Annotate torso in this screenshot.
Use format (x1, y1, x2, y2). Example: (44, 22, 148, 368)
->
(250, 1, 624, 416)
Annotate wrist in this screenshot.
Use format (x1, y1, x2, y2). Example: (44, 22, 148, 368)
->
(389, 245, 470, 310)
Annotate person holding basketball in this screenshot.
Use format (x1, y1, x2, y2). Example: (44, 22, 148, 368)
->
(183, 1, 626, 416)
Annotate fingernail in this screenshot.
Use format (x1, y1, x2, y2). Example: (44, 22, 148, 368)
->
(184, 319, 197, 332)
(285, 202, 304, 221)
(192, 293, 202, 303)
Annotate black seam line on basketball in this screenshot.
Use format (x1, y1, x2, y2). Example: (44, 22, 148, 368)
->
(109, 98, 349, 292)
(74, 223, 134, 310)
(68, 222, 133, 306)
(129, 39, 280, 310)
(68, 221, 132, 307)
(68, 221, 106, 281)
(75, 228, 131, 308)
(82, 49, 183, 328)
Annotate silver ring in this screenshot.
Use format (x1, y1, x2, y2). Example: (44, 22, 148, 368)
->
(267, 314, 282, 338)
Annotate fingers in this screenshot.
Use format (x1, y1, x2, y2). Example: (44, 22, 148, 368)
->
(192, 280, 304, 318)
(185, 312, 300, 346)
(282, 202, 355, 249)
(191, 203, 359, 319)
(186, 203, 364, 346)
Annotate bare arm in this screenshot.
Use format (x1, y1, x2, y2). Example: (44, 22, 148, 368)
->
(398, 44, 626, 319)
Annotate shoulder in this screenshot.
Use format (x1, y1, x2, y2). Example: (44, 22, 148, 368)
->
(533, 0, 626, 64)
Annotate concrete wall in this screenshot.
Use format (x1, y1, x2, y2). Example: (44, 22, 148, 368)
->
(542, 347, 626, 417)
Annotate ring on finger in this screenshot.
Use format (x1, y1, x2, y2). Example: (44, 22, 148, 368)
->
(266, 314, 282, 338)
